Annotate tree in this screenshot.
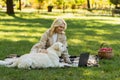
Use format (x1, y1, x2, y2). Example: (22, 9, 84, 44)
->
(18, 0, 22, 10)
(87, 0, 91, 10)
(6, 0, 14, 14)
(109, 0, 120, 8)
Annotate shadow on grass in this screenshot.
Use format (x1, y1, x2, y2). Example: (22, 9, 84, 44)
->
(0, 12, 54, 29)
(0, 39, 34, 59)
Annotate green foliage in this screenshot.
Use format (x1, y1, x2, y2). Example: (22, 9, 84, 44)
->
(0, 0, 6, 7)
(75, 0, 85, 5)
(109, 0, 120, 5)
(0, 12, 120, 80)
(35, 0, 44, 3)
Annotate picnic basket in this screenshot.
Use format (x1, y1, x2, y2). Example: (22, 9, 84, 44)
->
(98, 43, 113, 59)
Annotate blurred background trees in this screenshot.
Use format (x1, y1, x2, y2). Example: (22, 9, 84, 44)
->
(110, 0, 120, 9)
(0, 0, 120, 15)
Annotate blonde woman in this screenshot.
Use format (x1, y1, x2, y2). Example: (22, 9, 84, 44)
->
(30, 18, 71, 63)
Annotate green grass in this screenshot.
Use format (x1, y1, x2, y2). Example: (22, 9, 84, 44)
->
(0, 12, 120, 80)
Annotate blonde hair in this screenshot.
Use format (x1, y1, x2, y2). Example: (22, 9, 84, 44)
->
(49, 18, 67, 36)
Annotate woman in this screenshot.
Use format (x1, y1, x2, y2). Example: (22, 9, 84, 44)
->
(30, 18, 71, 63)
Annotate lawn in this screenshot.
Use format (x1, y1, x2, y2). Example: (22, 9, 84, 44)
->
(0, 11, 120, 80)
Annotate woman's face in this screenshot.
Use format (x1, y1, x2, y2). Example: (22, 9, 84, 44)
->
(55, 26, 65, 33)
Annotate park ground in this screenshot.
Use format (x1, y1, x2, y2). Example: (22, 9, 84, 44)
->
(0, 10, 120, 80)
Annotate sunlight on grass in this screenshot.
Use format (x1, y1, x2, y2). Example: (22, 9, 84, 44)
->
(94, 29, 112, 35)
(0, 15, 14, 20)
(0, 26, 47, 42)
(83, 70, 93, 76)
(98, 20, 120, 24)
(68, 39, 82, 44)
(91, 36, 103, 40)
(96, 17, 120, 24)
(104, 40, 120, 45)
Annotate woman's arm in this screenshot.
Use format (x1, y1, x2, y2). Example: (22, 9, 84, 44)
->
(60, 34, 72, 63)
(30, 30, 49, 53)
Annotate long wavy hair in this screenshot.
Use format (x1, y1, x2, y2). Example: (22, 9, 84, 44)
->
(49, 18, 67, 37)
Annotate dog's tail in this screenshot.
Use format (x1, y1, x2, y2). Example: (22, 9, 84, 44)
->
(6, 60, 18, 68)
(0, 60, 9, 66)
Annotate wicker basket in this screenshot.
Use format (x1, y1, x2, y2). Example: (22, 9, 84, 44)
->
(98, 43, 114, 59)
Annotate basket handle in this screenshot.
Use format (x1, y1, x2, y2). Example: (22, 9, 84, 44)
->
(100, 43, 109, 48)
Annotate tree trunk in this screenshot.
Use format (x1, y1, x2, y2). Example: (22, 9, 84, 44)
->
(87, 0, 91, 10)
(63, 2, 65, 13)
(6, 0, 14, 14)
(18, 0, 22, 10)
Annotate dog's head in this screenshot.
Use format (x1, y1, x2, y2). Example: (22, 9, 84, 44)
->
(51, 42, 67, 56)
